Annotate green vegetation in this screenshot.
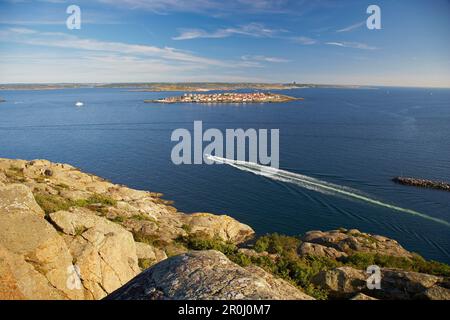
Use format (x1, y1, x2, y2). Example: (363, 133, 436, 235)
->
(4, 166, 26, 183)
(130, 214, 158, 224)
(178, 233, 330, 299)
(34, 192, 117, 215)
(181, 224, 192, 233)
(109, 216, 125, 223)
(75, 226, 87, 236)
(138, 258, 155, 270)
(346, 252, 450, 277)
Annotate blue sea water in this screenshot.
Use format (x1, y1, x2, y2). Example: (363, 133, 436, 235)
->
(0, 87, 449, 263)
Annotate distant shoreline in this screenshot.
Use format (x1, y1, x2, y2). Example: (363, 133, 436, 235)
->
(0, 83, 371, 91)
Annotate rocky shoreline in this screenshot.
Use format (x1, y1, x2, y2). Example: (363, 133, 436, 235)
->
(1, 157, 449, 300)
(393, 176, 450, 192)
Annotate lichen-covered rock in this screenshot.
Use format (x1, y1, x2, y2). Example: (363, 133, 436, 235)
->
(0, 184, 44, 217)
(417, 285, 450, 300)
(0, 244, 66, 300)
(105, 250, 314, 300)
(312, 266, 367, 298)
(302, 229, 412, 258)
(378, 269, 443, 299)
(135, 242, 167, 263)
(49, 208, 140, 299)
(298, 242, 348, 260)
(312, 266, 448, 300)
(183, 213, 254, 243)
(0, 209, 84, 299)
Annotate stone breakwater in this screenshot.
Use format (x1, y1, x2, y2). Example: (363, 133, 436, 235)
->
(392, 177, 450, 192)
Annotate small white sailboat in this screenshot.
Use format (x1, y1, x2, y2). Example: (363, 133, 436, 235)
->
(75, 101, 84, 107)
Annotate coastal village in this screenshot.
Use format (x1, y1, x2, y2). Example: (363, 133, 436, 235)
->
(147, 92, 301, 104)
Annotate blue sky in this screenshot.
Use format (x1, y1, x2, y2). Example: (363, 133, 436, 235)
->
(0, 0, 449, 87)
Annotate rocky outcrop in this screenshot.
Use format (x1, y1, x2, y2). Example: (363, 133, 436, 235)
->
(312, 266, 367, 298)
(182, 213, 254, 243)
(1, 158, 449, 300)
(105, 250, 314, 300)
(49, 208, 141, 299)
(418, 285, 450, 300)
(0, 184, 44, 217)
(298, 242, 348, 260)
(0, 198, 83, 299)
(0, 158, 254, 300)
(302, 229, 412, 258)
(312, 266, 449, 300)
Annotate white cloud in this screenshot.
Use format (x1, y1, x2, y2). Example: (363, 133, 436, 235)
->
(173, 23, 282, 40)
(326, 41, 377, 50)
(98, 0, 312, 15)
(291, 36, 317, 45)
(1, 27, 226, 66)
(336, 21, 365, 33)
(241, 55, 289, 63)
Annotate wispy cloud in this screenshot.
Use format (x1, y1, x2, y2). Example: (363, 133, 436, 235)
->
(291, 36, 317, 45)
(1, 27, 226, 66)
(98, 0, 323, 15)
(336, 21, 365, 33)
(241, 55, 290, 63)
(326, 41, 377, 50)
(173, 23, 283, 40)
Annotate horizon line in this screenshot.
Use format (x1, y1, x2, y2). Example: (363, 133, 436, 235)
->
(0, 82, 449, 89)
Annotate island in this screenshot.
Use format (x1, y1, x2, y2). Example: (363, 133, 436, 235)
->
(392, 176, 450, 192)
(145, 92, 303, 104)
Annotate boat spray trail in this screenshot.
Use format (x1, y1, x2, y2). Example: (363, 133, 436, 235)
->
(206, 155, 450, 228)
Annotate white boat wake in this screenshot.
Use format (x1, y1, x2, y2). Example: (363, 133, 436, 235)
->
(206, 154, 450, 228)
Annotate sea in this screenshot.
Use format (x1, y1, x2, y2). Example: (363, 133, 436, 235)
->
(0, 87, 449, 263)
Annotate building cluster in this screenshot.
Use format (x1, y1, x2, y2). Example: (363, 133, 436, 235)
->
(160, 92, 283, 103)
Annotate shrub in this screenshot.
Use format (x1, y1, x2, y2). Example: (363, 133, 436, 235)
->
(33, 192, 117, 215)
(254, 233, 301, 257)
(345, 252, 450, 277)
(138, 258, 155, 270)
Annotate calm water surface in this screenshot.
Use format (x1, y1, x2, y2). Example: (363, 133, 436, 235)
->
(0, 87, 449, 262)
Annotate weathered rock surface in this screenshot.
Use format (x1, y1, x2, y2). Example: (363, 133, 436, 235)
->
(0, 157, 255, 300)
(302, 229, 412, 258)
(0, 206, 83, 299)
(378, 269, 443, 299)
(417, 285, 450, 300)
(105, 250, 314, 300)
(135, 242, 167, 266)
(298, 242, 348, 260)
(312, 266, 448, 300)
(182, 212, 255, 243)
(0, 184, 44, 217)
(49, 208, 141, 299)
(1, 158, 449, 301)
(312, 266, 367, 297)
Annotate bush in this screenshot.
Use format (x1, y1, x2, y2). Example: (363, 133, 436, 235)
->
(254, 233, 301, 257)
(345, 252, 450, 277)
(179, 233, 237, 255)
(138, 258, 155, 270)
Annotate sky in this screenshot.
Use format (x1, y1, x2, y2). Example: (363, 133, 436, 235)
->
(0, 0, 449, 87)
